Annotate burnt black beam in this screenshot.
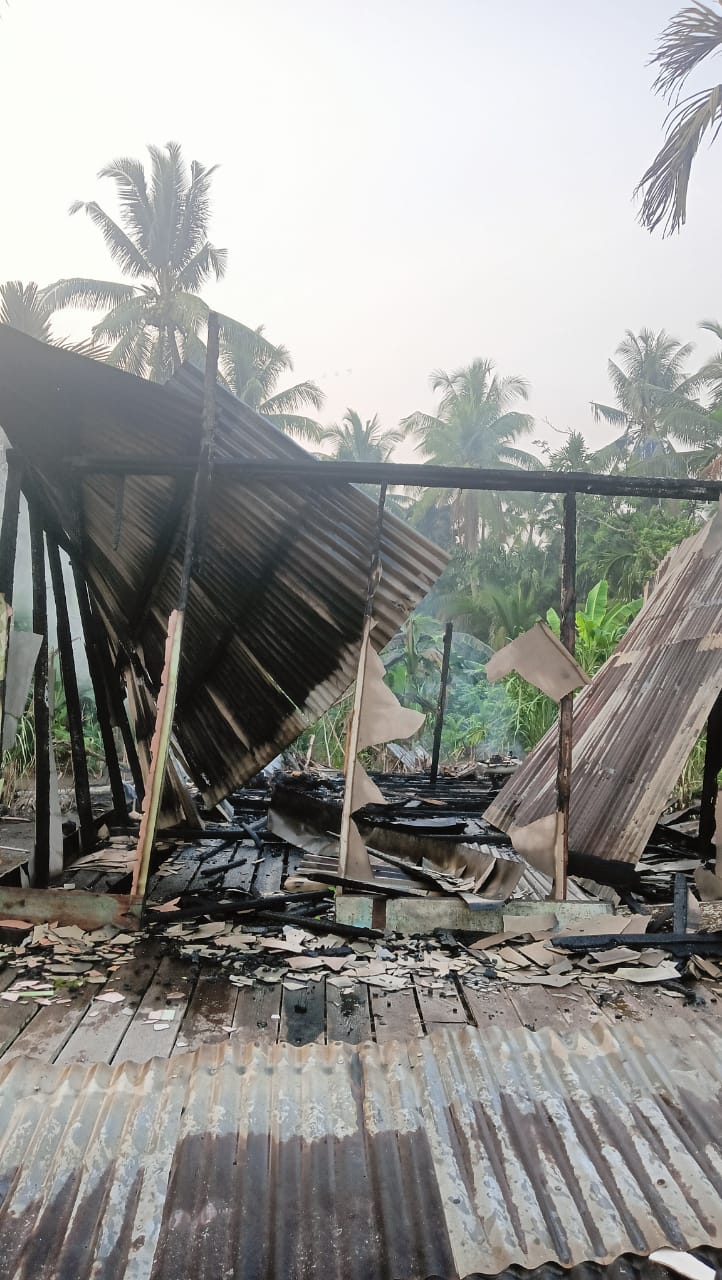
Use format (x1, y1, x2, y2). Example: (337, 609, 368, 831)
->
(66, 458, 722, 502)
(0, 451, 22, 606)
(47, 539, 95, 855)
(550, 932, 722, 955)
(430, 622, 453, 787)
(72, 566, 128, 822)
(29, 508, 50, 888)
(699, 689, 722, 852)
(555, 491, 577, 901)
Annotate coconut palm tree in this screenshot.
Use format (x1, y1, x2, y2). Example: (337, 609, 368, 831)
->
(220, 325, 324, 442)
(0, 280, 101, 356)
(636, 2, 722, 234)
(321, 409, 405, 461)
(42, 142, 269, 382)
(401, 359, 535, 551)
(591, 329, 715, 474)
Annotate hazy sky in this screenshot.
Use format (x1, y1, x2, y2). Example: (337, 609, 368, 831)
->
(2, 0, 721, 457)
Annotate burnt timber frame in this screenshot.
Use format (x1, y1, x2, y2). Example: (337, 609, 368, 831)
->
(3, 438, 719, 923)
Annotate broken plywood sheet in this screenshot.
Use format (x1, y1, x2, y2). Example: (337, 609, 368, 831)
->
(487, 512, 722, 865)
(485, 621, 589, 702)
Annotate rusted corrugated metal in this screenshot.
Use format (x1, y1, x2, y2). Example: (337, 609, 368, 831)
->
(0, 329, 446, 804)
(1, 1019, 721, 1279)
(487, 515, 722, 863)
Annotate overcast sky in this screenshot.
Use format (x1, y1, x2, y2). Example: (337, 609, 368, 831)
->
(2, 0, 721, 457)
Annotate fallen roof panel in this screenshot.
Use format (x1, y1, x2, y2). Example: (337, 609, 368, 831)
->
(0, 329, 446, 803)
(1, 1019, 721, 1279)
(487, 514, 722, 864)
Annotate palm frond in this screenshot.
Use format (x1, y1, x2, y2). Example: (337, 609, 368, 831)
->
(636, 84, 722, 233)
(700, 317, 722, 341)
(651, 2, 722, 100)
(98, 156, 152, 254)
(0, 281, 51, 340)
(260, 380, 325, 415)
(176, 243, 228, 291)
(174, 156, 221, 270)
(90, 295, 148, 341)
(591, 401, 629, 427)
(105, 324, 151, 376)
(263, 412, 324, 443)
(42, 278, 138, 313)
(70, 201, 151, 278)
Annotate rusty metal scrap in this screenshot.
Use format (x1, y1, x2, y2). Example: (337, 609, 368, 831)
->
(1, 1020, 722, 1278)
(0, 329, 446, 807)
(488, 514, 722, 866)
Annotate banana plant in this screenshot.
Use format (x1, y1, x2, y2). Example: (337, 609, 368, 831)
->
(546, 579, 641, 675)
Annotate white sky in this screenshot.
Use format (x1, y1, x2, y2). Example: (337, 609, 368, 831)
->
(1, 0, 721, 458)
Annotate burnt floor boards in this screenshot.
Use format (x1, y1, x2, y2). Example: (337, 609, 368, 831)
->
(0, 939, 716, 1064)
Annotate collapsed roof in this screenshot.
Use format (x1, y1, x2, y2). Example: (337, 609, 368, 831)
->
(0, 328, 447, 805)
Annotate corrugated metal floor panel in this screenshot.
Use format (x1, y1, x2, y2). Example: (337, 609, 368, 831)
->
(0, 329, 446, 804)
(1, 1021, 721, 1279)
(487, 514, 722, 864)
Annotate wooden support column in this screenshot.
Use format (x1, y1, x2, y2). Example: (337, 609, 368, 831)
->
(699, 689, 722, 854)
(90, 614, 145, 808)
(430, 622, 453, 787)
(72, 565, 128, 821)
(47, 539, 95, 854)
(130, 312, 220, 908)
(29, 507, 50, 888)
(338, 484, 387, 881)
(555, 491, 577, 902)
(0, 450, 22, 606)
(0, 452, 23, 750)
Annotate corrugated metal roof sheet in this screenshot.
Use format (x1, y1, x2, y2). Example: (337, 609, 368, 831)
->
(0, 330, 446, 804)
(487, 515, 722, 863)
(1, 1019, 721, 1279)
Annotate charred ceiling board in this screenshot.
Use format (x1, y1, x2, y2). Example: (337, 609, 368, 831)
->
(0, 330, 446, 804)
(487, 517, 722, 864)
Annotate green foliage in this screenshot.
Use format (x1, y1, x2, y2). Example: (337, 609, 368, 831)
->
(547, 580, 641, 675)
(2, 656, 106, 801)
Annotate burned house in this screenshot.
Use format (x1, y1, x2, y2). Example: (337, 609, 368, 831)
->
(0, 324, 721, 1279)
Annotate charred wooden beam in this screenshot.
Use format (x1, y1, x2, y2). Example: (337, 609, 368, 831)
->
(555, 491, 576, 902)
(699, 689, 722, 853)
(0, 450, 22, 605)
(430, 622, 453, 787)
(67, 457, 722, 502)
(550, 932, 722, 955)
(131, 313, 220, 908)
(47, 539, 95, 855)
(72, 565, 128, 821)
(0, 451, 22, 749)
(29, 508, 50, 888)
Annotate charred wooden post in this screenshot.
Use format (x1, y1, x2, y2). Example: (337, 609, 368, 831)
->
(29, 508, 50, 888)
(91, 619, 145, 809)
(555, 491, 577, 901)
(0, 450, 22, 606)
(131, 312, 220, 908)
(699, 689, 722, 854)
(338, 483, 387, 881)
(72, 565, 128, 821)
(0, 451, 22, 749)
(47, 539, 95, 855)
(430, 622, 453, 786)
